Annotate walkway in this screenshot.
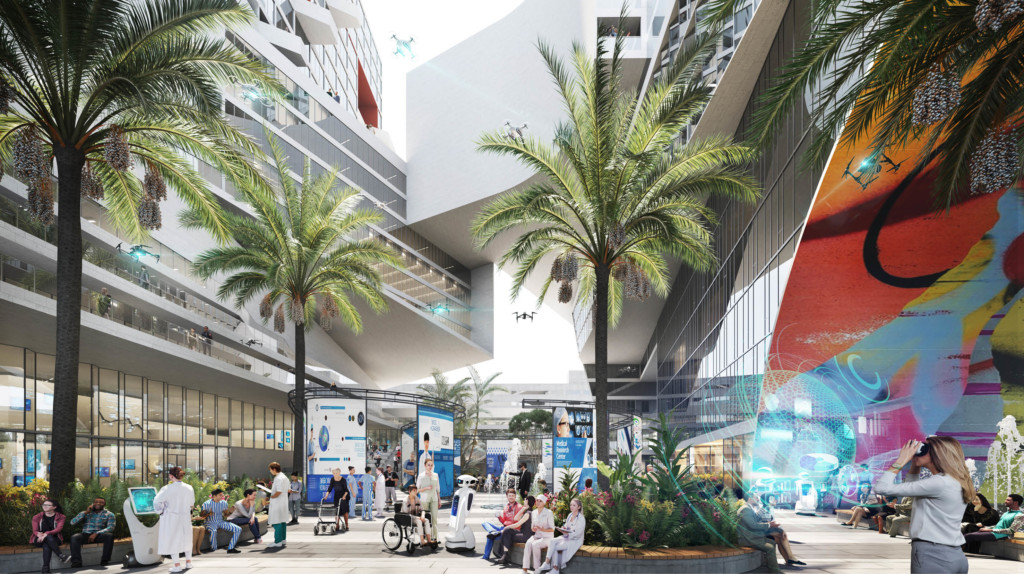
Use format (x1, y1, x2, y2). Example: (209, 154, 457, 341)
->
(68, 495, 1014, 573)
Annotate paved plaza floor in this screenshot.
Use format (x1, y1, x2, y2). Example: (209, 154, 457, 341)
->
(70, 493, 1015, 574)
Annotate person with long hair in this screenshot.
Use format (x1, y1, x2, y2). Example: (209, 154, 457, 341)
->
(841, 484, 880, 528)
(538, 497, 587, 573)
(961, 493, 1000, 535)
(154, 466, 196, 573)
(494, 495, 535, 564)
(874, 437, 974, 574)
(30, 498, 69, 573)
(417, 458, 440, 543)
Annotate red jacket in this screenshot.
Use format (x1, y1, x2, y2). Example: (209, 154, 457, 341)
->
(30, 512, 65, 544)
(499, 501, 522, 526)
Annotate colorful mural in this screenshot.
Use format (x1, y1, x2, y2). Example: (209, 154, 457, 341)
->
(752, 129, 1024, 503)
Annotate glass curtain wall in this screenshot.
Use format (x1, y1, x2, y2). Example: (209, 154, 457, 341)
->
(649, 0, 819, 453)
(0, 343, 293, 486)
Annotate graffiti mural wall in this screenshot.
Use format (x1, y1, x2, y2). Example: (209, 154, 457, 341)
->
(752, 128, 1024, 503)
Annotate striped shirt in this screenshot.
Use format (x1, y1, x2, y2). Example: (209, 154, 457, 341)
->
(201, 499, 229, 527)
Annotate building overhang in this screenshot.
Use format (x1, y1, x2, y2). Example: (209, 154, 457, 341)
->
(326, 0, 364, 29)
(291, 0, 339, 46)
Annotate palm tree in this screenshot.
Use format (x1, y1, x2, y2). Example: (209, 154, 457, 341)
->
(192, 135, 401, 475)
(417, 369, 472, 436)
(0, 0, 272, 497)
(464, 366, 506, 471)
(472, 30, 759, 478)
(750, 0, 1024, 207)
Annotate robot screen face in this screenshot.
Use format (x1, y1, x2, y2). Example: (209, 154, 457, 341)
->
(456, 475, 478, 488)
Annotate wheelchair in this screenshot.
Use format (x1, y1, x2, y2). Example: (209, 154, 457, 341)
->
(381, 509, 437, 555)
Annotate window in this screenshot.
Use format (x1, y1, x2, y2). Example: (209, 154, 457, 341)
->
(0, 344, 24, 430)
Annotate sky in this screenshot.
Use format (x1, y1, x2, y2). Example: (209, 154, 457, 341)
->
(360, 1, 586, 390)
(362, 0, 524, 159)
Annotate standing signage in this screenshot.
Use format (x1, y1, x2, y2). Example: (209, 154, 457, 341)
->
(401, 426, 416, 488)
(632, 415, 644, 473)
(454, 437, 462, 482)
(542, 438, 554, 487)
(306, 398, 367, 503)
(417, 405, 455, 498)
(553, 407, 597, 493)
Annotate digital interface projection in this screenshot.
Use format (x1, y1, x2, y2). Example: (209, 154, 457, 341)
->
(752, 126, 1024, 506)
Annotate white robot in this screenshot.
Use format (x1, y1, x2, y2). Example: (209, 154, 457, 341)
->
(444, 474, 477, 552)
(122, 487, 162, 566)
(794, 473, 818, 515)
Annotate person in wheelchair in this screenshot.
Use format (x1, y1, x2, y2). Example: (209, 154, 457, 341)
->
(400, 484, 433, 546)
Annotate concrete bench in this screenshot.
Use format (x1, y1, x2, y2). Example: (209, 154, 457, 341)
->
(979, 533, 1024, 562)
(570, 545, 761, 573)
(0, 515, 269, 573)
(506, 542, 546, 565)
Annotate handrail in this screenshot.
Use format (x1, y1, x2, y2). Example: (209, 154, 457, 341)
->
(0, 253, 299, 387)
(289, 386, 467, 421)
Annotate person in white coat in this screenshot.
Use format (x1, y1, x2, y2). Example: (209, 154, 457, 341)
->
(153, 466, 195, 573)
(522, 494, 556, 574)
(374, 466, 387, 518)
(538, 497, 586, 573)
(267, 462, 291, 548)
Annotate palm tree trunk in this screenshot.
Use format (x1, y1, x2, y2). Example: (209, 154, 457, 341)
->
(292, 326, 306, 476)
(49, 147, 86, 499)
(594, 263, 610, 491)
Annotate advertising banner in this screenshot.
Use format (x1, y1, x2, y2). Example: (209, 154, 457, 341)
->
(417, 405, 455, 498)
(454, 437, 462, 481)
(542, 438, 554, 486)
(401, 426, 416, 489)
(306, 398, 367, 503)
(486, 440, 513, 479)
(553, 407, 597, 493)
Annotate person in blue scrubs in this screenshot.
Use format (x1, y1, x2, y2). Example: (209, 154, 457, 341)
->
(345, 466, 358, 520)
(359, 466, 375, 521)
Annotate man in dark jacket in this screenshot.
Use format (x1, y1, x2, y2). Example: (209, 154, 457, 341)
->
(514, 463, 532, 500)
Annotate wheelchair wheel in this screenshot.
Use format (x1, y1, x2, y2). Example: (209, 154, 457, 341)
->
(382, 518, 403, 551)
(406, 540, 417, 555)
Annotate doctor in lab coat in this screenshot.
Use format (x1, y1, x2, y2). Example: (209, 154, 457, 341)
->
(154, 466, 195, 573)
(267, 462, 291, 547)
(374, 466, 387, 517)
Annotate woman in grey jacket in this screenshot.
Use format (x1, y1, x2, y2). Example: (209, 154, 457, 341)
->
(874, 437, 974, 574)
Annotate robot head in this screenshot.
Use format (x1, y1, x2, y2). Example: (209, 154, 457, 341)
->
(456, 475, 478, 489)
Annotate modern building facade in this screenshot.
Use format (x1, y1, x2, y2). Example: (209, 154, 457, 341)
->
(0, 0, 492, 486)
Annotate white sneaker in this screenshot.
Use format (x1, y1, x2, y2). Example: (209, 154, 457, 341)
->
(169, 567, 183, 573)
(266, 542, 279, 548)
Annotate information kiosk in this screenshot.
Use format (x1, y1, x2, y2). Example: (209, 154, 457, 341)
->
(123, 486, 162, 567)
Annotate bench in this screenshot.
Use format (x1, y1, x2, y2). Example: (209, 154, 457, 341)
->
(506, 542, 546, 565)
(0, 515, 269, 573)
(570, 545, 761, 573)
(834, 509, 909, 536)
(978, 533, 1024, 562)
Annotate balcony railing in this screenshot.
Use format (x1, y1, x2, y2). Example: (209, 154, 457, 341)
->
(0, 254, 292, 387)
(0, 195, 239, 330)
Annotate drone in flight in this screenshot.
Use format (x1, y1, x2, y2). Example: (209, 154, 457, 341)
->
(391, 35, 415, 59)
(512, 311, 537, 323)
(116, 243, 160, 262)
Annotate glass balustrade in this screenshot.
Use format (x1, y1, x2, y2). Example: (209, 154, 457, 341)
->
(0, 254, 293, 387)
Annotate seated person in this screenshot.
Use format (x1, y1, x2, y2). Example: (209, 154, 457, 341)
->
(583, 478, 594, 494)
(200, 489, 241, 553)
(841, 485, 880, 529)
(735, 488, 781, 573)
(754, 492, 805, 566)
(538, 497, 586, 573)
(69, 497, 116, 567)
(493, 495, 535, 564)
(30, 499, 69, 574)
(400, 485, 431, 545)
(961, 493, 1000, 534)
(482, 488, 522, 559)
(886, 497, 913, 537)
(226, 489, 263, 544)
(963, 493, 1023, 553)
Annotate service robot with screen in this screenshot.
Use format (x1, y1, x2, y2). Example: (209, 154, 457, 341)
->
(794, 473, 818, 516)
(123, 487, 162, 567)
(444, 475, 477, 552)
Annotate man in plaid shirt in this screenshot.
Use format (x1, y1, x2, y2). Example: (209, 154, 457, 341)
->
(200, 489, 241, 553)
(69, 497, 116, 567)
